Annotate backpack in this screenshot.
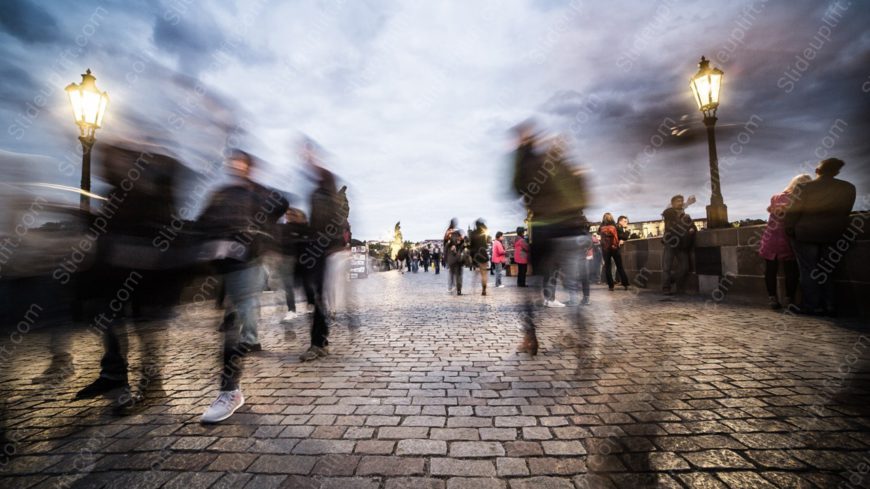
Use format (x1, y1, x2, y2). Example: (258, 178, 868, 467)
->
(600, 225, 619, 251)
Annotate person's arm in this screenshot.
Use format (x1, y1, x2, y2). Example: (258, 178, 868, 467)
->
(783, 185, 804, 235)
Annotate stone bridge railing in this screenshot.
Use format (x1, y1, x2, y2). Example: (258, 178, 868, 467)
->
(620, 212, 870, 318)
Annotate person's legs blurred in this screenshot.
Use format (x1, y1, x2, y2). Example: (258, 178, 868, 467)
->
(661, 246, 675, 293)
(226, 264, 262, 348)
(613, 251, 629, 290)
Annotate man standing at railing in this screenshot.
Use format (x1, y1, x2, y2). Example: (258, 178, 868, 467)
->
(784, 158, 856, 316)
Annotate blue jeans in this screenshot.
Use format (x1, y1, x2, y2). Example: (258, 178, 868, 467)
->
(494, 262, 504, 286)
(790, 239, 836, 312)
(224, 263, 263, 346)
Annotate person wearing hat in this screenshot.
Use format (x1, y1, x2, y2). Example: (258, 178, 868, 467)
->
(514, 226, 530, 287)
(784, 158, 856, 316)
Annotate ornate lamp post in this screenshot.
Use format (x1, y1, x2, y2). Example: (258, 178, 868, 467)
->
(65, 69, 109, 213)
(689, 56, 728, 228)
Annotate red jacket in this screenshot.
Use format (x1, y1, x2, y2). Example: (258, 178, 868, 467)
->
(514, 237, 529, 264)
(492, 239, 506, 264)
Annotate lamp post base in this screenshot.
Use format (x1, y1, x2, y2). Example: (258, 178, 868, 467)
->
(706, 203, 729, 229)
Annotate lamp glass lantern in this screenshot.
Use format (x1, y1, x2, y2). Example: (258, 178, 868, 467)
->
(689, 56, 723, 115)
(65, 69, 109, 140)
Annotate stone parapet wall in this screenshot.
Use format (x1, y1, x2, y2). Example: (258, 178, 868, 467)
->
(620, 212, 870, 318)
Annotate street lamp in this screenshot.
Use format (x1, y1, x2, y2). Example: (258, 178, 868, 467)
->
(689, 56, 728, 228)
(66, 68, 109, 212)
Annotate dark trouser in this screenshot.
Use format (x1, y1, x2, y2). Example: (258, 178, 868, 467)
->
(517, 263, 528, 287)
(791, 239, 837, 312)
(280, 255, 297, 312)
(310, 254, 329, 348)
(96, 269, 166, 391)
(764, 258, 799, 301)
(422, 259, 429, 272)
(449, 263, 463, 291)
(434, 258, 440, 274)
(602, 249, 629, 289)
(661, 246, 690, 292)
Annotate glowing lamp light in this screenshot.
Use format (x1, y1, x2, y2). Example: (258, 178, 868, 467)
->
(689, 56, 723, 115)
(65, 69, 109, 139)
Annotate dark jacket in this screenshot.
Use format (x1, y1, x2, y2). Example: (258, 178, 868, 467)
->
(445, 232, 465, 266)
(662, 207, 696, 249)
(468, 228, 489, 265)
(617, 225, 631, 242)
(784, 177, 856, 243)
(512, 141, 587, 234)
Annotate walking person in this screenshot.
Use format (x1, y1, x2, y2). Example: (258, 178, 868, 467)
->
(445, 228, 466, 295)
(298, 142, 349, 362)
(410, 248, 420, 273)
(422, 245, 431, 272)
(512, 123, 588, 355)
(599, 213, 629, 291)
(492, 231, 507, 288)
(784, 158, 856, 316)
(468, 219, 490, 296)
(661, 194, 697, 295)
(395, 247, 408, 274)
(199, 149, 287, 423)
(279, 207, 308, 322)
(432, 246, 442, 274)
(759, 174, 812, 309)
(514, 226, 530, 287)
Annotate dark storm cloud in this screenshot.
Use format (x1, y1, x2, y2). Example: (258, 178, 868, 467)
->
(0, 0, 63, 44)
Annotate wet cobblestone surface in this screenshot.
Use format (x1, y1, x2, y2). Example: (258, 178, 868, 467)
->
(1, 268, 869, 488)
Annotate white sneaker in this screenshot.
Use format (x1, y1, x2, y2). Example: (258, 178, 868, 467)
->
(201, 389, 244, 424)
(496, 285, 505, 288)
(545, 299, 566, 308)
(282, 311, 298, 322)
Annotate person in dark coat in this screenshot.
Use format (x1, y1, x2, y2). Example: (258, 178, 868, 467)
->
(197, 149, 287, 423)
(468, 218, 490, 295)
(512, 123, 588, 355)
(784, 158, 856, 315)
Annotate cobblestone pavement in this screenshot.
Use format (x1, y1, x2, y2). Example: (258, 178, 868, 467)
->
(1, 267, 870, 489)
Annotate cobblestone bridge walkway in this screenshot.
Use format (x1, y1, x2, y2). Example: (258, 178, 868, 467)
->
(1, 268, 869, 488)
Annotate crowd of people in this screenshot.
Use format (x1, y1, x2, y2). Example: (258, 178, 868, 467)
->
(2, 118, 858, 428)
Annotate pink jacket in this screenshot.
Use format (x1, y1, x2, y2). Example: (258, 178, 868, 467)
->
(514, 237, 529, 264)
(759, 192, 795, 260)
(492, 239, 506, 264)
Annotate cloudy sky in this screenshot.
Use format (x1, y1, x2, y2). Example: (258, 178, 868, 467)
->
(1, 0, 868, 240)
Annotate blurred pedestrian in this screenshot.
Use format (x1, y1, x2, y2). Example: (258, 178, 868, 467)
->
(422, 245, 431, 272)
(784, 158, 856, 316)
(198, 149, 287, 423)
(279, 207, 308, 321)
(512, 123, 589, 355)
(432, 245, 442, 274)
(468, 218, 490, 295)
(445, 228, 466, 295)
(299, 159, 348, 361)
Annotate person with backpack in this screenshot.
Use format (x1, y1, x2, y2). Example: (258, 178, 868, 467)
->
(468, 218, 490, 295)
(599, 213, 629, 291)
(512, 122, 588, 355)
(432, 246, 442, 274)
(661, 194, 697, 295)
(445, 228, 466, 295)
